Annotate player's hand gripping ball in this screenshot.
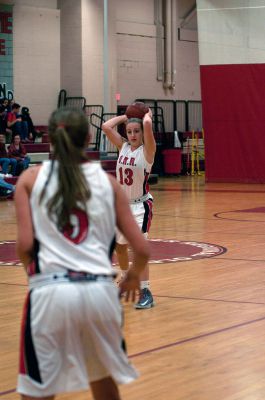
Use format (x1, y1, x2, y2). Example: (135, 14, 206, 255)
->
(125, 102, 149, 119)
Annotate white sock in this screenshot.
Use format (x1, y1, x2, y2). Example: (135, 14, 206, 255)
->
(140, 281, 150, 290)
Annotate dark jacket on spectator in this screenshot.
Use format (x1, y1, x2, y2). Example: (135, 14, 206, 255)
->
(0, 142, 8, 158)
(8, 143, 27, 160)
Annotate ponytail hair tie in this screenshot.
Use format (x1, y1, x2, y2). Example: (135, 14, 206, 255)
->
(57, 123, 65, 129)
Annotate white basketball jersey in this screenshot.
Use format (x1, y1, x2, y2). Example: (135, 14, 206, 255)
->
(29, 161, 116, 276)
(116, 142, 153, 201)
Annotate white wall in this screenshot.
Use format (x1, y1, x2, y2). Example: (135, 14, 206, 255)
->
(0, 0, 59, 124)
(59, 0, 82, 95)
(197, 0, 265, 65)
(0, 0, 57, 8)
(13, 5, 60, 124)
(81, 0, 117, 111)
(72, 0, 201, 110)
(59, 0, 117, 110)
(82, 0, 104, 106)
(1, 0, 201, 123)
(115, 0, 201, 106)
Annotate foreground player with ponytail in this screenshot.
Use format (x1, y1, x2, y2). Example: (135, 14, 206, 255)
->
(15, 107, 150, 400)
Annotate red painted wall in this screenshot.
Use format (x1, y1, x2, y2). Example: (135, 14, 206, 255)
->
(200, 64, 265, 183)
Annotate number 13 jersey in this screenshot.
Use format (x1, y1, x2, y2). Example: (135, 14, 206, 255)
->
(116, 142, 153, 201)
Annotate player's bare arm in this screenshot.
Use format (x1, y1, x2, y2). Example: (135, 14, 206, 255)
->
(143, 109, 156, 164)
(102, 115, 128, 150)
(14, 166, 40, 266)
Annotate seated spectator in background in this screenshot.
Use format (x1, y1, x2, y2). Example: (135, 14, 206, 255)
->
(0, 105, 7, 131)
(0, 177, 15, 198)
(7, 103, 30, 142)
(21, 106, 39, 142)
(0, 104, 12, 143)
(0, 98, 11, 112)
(8, 134, 30, 175)
(0, 133, 17, 176)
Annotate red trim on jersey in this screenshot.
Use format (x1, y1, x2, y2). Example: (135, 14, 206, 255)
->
(19, 292, 30, 374)
(146, 199, 153, 232)
(143, 171, 150, 195)
(142, 199, 153, 233)
(27, 240, 41, 276)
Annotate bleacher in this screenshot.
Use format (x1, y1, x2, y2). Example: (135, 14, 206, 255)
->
(2, 91, 203, 188)
(3, 128, 116, 186)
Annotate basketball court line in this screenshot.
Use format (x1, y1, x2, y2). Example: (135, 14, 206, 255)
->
(155, 212, 265, 224)
(2, 315, 265, 397)
(239, 207, 265, 213)
(2, 255, 265, 270)
(129, 315, 265, 358)
(0, 281, 27, 286)
(152, 188, 265, 194)
(155, 212, 218, 220)
(0, 279, 264, 307)
(0, 389, 15, 397)
(154, 294, 265, 306)
(0, 264, 22, 267)
(214, 214, 265, 223)
(210, 256, 265, 262)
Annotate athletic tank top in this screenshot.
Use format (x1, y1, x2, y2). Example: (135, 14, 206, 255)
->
(116, 142, 153, 201)
(29, 161, 116, 276)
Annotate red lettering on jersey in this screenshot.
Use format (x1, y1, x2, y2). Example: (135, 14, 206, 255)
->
(129, 157, 136, 166)
(123, 156, 128, 165)
(118, 155, 123, 164)
(118, 167, 133, 185)
(63, 208, 89, 244)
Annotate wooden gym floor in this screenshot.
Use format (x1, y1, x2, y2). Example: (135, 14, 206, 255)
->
(1, 175, 265, 400)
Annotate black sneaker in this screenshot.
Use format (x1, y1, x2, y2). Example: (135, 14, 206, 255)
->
(134, 288, 155, 309)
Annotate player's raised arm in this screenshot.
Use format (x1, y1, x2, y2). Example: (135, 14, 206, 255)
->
(101, 114, 128, 150)
(143, 108, 156, 164)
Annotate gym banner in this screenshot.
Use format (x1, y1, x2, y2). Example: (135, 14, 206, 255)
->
(0, 4, 13, 99)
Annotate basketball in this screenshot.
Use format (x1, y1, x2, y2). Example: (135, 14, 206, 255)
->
(125, 102, 149, 119)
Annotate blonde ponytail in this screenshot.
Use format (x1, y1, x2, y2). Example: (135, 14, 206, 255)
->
(40, 108, 91, 231)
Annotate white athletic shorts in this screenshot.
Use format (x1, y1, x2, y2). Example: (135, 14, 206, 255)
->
(116, 198, 153, 245)
(17, 280, 138, 397)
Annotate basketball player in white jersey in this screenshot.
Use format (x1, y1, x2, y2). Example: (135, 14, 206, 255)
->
(102, 108, 156, 309)
(15, 107, 150, 400)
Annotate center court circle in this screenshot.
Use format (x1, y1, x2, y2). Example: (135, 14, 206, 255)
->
(0, 239, 227, 266)
(111, 239, 226, 265)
